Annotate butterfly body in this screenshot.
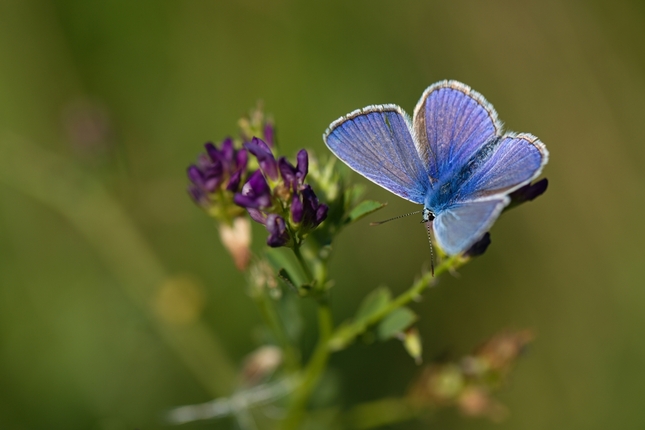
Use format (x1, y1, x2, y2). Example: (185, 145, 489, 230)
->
(324, 81, 548, 256)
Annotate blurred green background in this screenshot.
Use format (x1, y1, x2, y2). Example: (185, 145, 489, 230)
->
(1, 0, 645, 429)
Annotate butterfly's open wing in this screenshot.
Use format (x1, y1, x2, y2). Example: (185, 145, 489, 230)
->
(460, 133, 549, 200)
(434, 133, 548, 255)
(324, 105, 429, 204)
(413, 81, 501, 181)
(433, 197, 509, 255)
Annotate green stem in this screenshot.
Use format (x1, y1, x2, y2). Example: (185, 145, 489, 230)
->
(292, 242, 314, 283)
(282, 299, 333, 430)
(329, 256, 461, 350)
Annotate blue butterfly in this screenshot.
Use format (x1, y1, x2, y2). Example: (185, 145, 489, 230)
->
(324, 80, 549, 256)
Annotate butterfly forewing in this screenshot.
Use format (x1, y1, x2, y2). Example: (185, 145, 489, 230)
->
(324, 105, 429, 204)
(413, 81, 501, 182)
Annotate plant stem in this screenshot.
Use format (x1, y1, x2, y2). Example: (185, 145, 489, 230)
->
(292, 242, 314, 283)
(329, 256, 460, 350)
(281, 299, 333, 430)
(382, 256, 457, 317)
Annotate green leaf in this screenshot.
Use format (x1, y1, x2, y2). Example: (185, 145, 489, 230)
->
(345, 200, 387, 225)
(377, 307, 417, 340)
(265, 248, 307, 287)
(328, 287, 393, 351)
(354, 286, 391, 324)
(344, 183, 366, 209)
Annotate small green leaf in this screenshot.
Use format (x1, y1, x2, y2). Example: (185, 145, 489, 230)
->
(265, 248, 307, 287)
(345, 200, 387, 224)
(377, 307, 417, 340)
(277, 269, 313, 296)
(354, 286, 391, 323)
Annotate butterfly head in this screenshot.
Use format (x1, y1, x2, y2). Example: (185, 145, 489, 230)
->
(422, 207, 435, 223)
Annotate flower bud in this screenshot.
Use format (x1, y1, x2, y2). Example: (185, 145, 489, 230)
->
(187, 139, 249, 218)
(291, 193, 304, 224)
(299, 185, 329, 230)
(244, 137, 279, 181)
(278, 149, 309, 192)
(263, 122, 276, 147)
(463, 233, 491, 258)
(266, 214, 291, 247)
(505, 178, 548, 211)
(234, 170, 272, 209)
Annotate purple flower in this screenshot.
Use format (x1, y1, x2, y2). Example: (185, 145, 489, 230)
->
(302, 185, 328, 226)
(291, 193, 304, 224)
(316, 204, 329, 225)
(229, 143, 327, 247)
(463, 232, 491, 258)
(227, 149, 248, 191)
(292, 185, 328, 230)
(264, 122, 275, 147)
(188, 154, 222, 192)
(266, 214, 291, 247)
(187, 139, 248, 207)
(244, 137, 279, 181)
(188, 183, 210, 207)
(506, 178, 548, 211)
(234, 170, 272, 209)
(204, 138, 237, 171)
(247, 208, 267, 225)
(279, 149, 309, 192)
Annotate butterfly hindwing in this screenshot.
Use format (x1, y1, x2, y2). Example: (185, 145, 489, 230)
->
(324, 105, 429, 204)
(413, 81, 501, 182)
(433, 197, 509, 255)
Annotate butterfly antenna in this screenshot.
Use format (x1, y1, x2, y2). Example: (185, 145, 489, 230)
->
(370, 210, 422, 226)
(425, 221, 435, 276)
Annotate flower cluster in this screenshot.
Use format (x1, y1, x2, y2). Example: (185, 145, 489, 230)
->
(187, 114, 328, 250)
(187, 138, 249, 223)
(234, 137, 328, 247)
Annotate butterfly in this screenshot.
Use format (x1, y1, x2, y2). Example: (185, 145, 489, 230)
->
(323, 80, 549, 257)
